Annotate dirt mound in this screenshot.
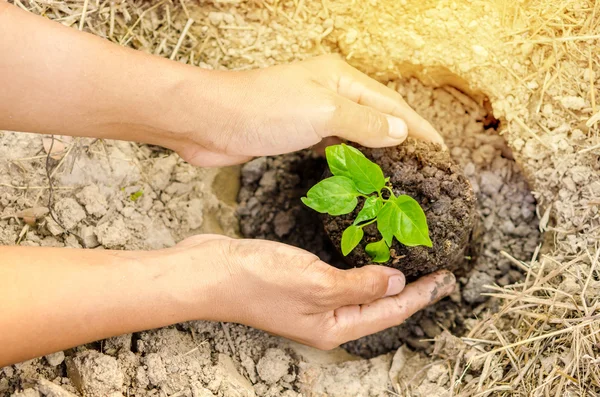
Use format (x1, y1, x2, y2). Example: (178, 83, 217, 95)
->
(322, 140, 478, 279)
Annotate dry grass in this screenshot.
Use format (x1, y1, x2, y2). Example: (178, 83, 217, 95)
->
(441, 1, 600, 395)
(14, 0, 198, 61)
(448, 248, 600, 396)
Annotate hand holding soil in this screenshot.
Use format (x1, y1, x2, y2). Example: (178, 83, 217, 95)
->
(0, 4, 441, 168)
(1, 1, 454, 367)
(174, 54, 445, 166)
(0, 234, 455, 366)
(153, 235, 456, 351)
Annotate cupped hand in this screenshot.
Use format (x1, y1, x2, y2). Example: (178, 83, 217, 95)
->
(170, 235, 455, 349)
(174, 55, 444, 167)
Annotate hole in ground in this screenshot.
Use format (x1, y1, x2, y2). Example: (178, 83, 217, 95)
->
(236, 77, 541, 359)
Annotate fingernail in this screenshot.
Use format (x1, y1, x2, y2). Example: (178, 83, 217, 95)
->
(385, 274, 406, 297)
(381, 267, 403, 276)
(386, 115, 408, 140)
(423, 122, 446, 148)
(437, 137, 448, 151)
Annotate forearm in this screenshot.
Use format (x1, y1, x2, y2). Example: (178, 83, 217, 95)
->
(0, 2, 221, 148)
(0, 245, 209, 366)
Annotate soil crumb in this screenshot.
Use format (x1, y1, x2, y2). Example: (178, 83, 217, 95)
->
(238, 78, 541, 358)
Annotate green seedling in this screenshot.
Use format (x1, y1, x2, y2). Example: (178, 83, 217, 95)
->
(301, 144, 432, 262)
(130, 190, 144, 202)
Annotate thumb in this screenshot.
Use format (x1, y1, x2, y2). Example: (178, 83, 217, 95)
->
(327, 265, 406, 309)
(331, 271, 456, 344)
(323, 97, 408, 148)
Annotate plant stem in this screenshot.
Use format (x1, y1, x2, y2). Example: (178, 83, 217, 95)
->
(357, 218, 377, 228)
(383, 186, 395, 198)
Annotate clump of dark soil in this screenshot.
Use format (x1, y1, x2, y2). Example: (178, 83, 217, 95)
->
(237, 78, 542, 358)
(323, 139, 478, 280)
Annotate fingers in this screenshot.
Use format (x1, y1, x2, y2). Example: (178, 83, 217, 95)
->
(324, 96, 409, 148)
(325, 265, 407, 309)
(331, 270, 456, 343)
(334, 63, 445, 146)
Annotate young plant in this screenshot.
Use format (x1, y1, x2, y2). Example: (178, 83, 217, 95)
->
(301, 144, 432, 262)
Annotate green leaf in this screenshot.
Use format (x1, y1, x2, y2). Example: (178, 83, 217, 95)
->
(377, 195, 432, 247)
(341, 225, 364, 256)
(377, 201, 397, 246)
(394, 195, 432, 247)
(353, 196, 384, 225)
(301, 176, 360, 216)
(325, 145, 353, 180)
(130, 190, 143, 201)
(325, 144, 385, 194)
(365, 239, 391, 262)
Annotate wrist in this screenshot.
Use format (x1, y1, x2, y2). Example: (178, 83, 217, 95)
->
(135, 236, 233, 323)
(94, 249, 197, 327)
(137, 59, 232, 152)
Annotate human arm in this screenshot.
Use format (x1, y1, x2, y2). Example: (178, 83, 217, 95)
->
(0, 2, 443, 167)
(0, 235, 454, 366)
(0, 2, 456, 366)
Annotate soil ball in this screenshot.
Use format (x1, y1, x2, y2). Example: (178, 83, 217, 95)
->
(323, 139, 478, 279)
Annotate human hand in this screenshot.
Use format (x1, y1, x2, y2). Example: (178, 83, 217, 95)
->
(167, 235, 455, 349)
(1, 11, 441, 167)
(172, 55, 444, 167)
(0, 233, 454, 365)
